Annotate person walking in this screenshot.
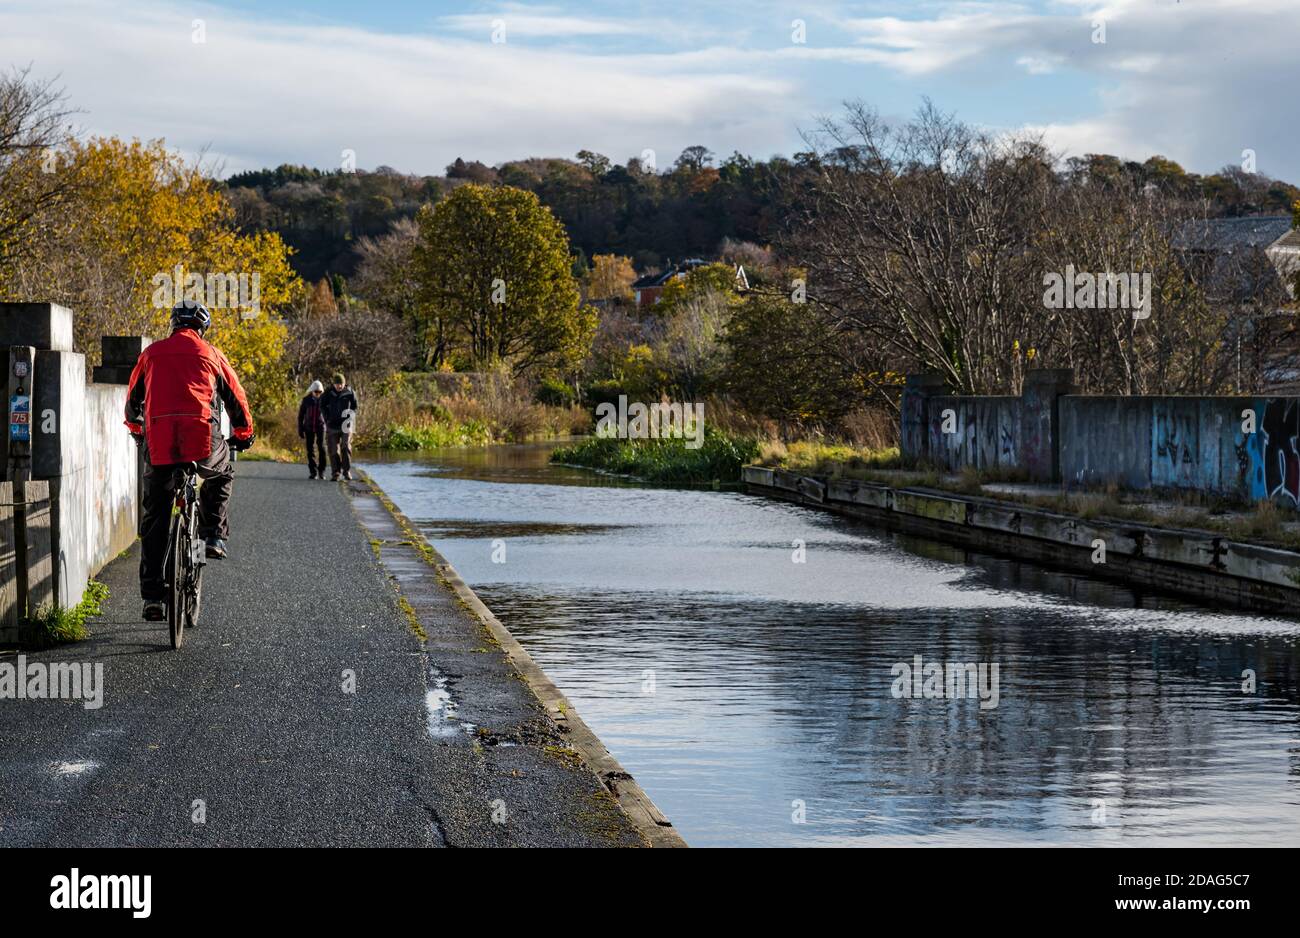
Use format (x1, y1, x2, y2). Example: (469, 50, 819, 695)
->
(321, 372, 358, 481)
(298, 380, 327, 479)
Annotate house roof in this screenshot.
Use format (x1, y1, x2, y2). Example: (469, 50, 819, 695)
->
(631, 270, 678, 289)
(1173, 215, 1293, 253)
(1269, 228, 1300, 252)
(631, 258, 709, 290)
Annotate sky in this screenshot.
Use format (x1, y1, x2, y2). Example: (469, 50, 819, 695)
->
(1, 0, 1297, 181)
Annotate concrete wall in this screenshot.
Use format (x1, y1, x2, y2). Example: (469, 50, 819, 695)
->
(1060, 395, 1300, 505)
(1057, 397, 1156, 491)
(2, 303, 144, 615)
(924, 395, 1022, 473)
(903, 369, 1074, 480)
(50, 384, 139, 609)
(902, 368, 1300, 507)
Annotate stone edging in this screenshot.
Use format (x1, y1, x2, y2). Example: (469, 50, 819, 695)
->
(352, 469, 687, 848)
(743, 465, 1300, 615)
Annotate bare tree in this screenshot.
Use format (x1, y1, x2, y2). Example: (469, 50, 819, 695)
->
(785, 100, 1056, 395)
(285, 307, 410, 386)
(352, 218, 439, 365)
(0, 67, 77, 279)
(785, 100, 1251, 397)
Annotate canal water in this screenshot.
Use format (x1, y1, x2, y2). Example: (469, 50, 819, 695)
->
(363, 444, 1300, 847)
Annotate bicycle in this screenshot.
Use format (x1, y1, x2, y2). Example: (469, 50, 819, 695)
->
(164, 461, 204, 649)
(162, 441, 242, 649)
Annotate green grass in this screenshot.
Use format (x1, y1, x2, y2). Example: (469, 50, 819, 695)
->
(237, 443, 297, 463)
(757, 440, 902, 479)
(361, 419, 494, 450)
(22, 579, 109, 647)
(551, 428, 761, 484)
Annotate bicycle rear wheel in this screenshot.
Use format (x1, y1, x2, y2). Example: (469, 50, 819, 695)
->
(186, 506, 203, 629)
(167, 512, 185, 650)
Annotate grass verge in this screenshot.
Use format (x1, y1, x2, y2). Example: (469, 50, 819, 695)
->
(22, 580, 109, 647)
(757, 440, 902, 479)
(551, 429, 761, 484)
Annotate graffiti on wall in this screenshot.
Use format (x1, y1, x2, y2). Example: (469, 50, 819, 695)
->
(1151, 403, 1199, 490)
(1259, 397, 1300, 503)
(900, 388, 927, 464)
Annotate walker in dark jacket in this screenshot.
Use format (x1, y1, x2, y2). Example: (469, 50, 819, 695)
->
(298, 382, 327, 478)
(320, 375, 359, 480)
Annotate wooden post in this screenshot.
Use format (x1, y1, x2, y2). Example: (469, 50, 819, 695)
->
(0, 480, 16, 638)
(14, 479, 53, 619)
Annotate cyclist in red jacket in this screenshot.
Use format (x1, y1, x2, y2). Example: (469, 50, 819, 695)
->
(125, 300, 255, 621)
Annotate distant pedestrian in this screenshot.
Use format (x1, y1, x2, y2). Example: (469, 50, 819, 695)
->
(298, 380, 327, 479)
(321, 372, 359, 481)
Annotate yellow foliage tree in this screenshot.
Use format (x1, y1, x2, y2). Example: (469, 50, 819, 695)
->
(191, 227, 301, 414)
(586, 254, 636, 303)
(0, 136, 303, 413)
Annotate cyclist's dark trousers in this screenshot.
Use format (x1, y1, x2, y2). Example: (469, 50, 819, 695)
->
(304, 429, 326, 477)
(138, 440, 234, 601)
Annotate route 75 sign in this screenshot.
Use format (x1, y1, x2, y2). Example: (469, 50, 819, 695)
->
(9, 394, 31, 442)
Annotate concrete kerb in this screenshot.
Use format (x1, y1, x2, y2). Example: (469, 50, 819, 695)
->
(346, 468, 687, 849)
(743, 465, 1300, 614)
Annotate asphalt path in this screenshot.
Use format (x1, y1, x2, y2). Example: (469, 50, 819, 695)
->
(0, 460, 642, 847)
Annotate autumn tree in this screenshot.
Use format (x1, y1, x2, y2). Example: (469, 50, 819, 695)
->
(674, 146, 714, 174)
(303, 277, 339, 318)
(585, 254, 636, 304)
(0, 132, 301, 412)
(787, 100, 1244, 397)
(352, 217, 447, 366)
(596, 262, 741, 398)
(413, 184, 594, 375)
(575, 150, 610, 176)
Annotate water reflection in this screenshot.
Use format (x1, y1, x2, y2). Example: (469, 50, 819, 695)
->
(363, 444, 1300, 847)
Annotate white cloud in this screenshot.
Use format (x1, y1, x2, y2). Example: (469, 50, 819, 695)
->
(3, 0, 1298, 182)
(0, 0, 800, 177)
(1016, 54, 1060, 75)
(836, 0, 1300, 179)
(437, 12, 639, 38)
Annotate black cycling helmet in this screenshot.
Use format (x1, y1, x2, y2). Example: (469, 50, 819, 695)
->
(171, 299, 212, 334)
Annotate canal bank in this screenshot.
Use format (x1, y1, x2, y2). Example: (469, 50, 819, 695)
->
(348, 468, 685, 847)
(743, 465, 1300, 614)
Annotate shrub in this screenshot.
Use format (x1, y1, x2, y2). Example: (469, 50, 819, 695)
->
(551, 427, 760, 484)
(536, 376, 577, 408)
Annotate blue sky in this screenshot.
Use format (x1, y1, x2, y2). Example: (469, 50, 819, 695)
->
(2, 0, 1297, 181)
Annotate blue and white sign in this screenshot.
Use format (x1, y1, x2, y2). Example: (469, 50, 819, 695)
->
(9, 394, 30, 442)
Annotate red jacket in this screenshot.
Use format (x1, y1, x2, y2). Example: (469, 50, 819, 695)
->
(124, 329, 254, 464)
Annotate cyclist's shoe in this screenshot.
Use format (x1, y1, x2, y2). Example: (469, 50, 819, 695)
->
(143, 601, 166, 621)
(343, 471, 353, 480)
(331, 473, 340, 481)
(205, 537, 228, 559)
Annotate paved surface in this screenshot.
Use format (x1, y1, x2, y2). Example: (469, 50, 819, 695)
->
(0, 461, 642, 847)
